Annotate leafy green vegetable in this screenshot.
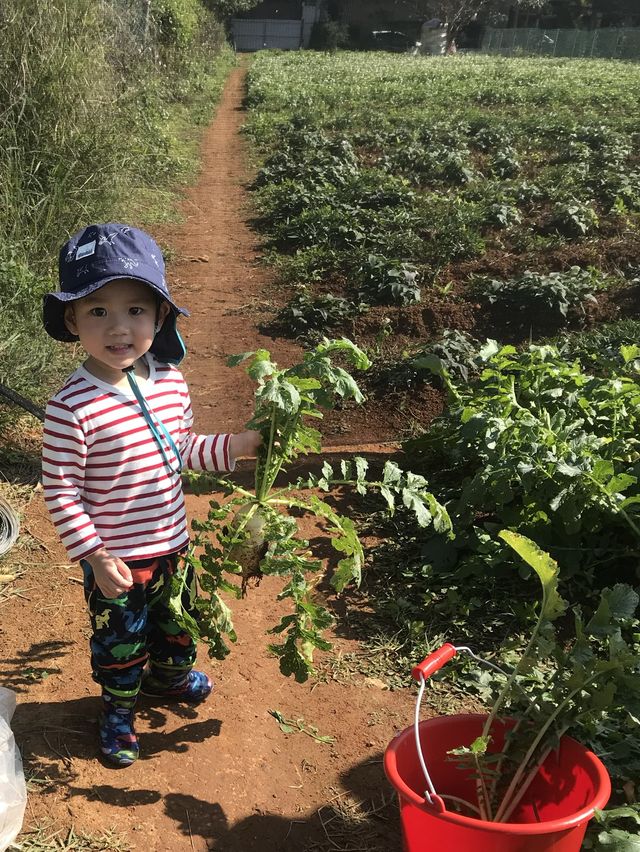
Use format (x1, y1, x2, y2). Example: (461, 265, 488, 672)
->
(177, 338, 449, 683)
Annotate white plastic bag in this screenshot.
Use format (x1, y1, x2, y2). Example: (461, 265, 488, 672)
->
(0, 688, 27, 852)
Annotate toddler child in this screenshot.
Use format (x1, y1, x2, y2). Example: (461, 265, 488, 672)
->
(41, 222, 261, 766)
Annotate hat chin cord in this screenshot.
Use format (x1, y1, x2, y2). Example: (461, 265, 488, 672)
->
(123, 365, 182, 475)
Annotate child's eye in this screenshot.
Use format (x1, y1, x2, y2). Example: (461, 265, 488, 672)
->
(89, 307, 107, 317)
(129, 307, 145, 316)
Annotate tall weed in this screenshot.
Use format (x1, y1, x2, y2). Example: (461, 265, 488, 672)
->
(0, 0, 231, 422)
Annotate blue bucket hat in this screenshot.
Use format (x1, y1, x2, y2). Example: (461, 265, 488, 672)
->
(43, 223, 189, 365)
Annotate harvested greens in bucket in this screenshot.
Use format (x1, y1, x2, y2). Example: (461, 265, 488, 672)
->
(442, 531, 635, 823)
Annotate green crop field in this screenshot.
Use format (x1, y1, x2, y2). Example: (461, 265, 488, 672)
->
(245, 52, 640, 343)
(243, 51, 640, 847)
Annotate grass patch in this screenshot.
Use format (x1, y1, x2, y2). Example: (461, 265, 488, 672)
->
(12, 822, 131, 851)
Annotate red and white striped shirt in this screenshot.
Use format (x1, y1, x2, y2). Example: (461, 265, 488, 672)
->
(42, 355, 233, 562)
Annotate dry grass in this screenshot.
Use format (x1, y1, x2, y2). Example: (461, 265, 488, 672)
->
(305, 788, 399, 852)
(11, 820, 131, 851)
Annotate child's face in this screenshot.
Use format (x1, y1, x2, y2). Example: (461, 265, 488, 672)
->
(64, 278, 170, 382)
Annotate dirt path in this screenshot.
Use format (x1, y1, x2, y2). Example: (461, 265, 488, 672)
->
(1, 66, 411, 852)
(162, 66, 301, 437)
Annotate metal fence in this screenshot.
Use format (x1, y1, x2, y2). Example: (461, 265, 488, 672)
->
(481, 27, 640, 60)
(231, 18, 303, 51)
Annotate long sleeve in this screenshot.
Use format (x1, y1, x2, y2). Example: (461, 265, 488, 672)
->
(178, 393, 236, 473)
(42, 399, 104, 562)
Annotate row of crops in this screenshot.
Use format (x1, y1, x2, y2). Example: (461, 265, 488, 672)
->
(242, 53, 640, 844)
(245, 54, 640, 348)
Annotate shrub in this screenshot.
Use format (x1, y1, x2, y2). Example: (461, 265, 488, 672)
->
(359, 254, 421, 305)
(277, 289, 366, 337)
(548, 200, 599, 237)
(476, 266, 599, 318)
(152, 0, 204, 49)
(308, 20, 350, 52)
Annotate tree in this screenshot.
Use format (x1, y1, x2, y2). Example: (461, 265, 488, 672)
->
(201, 0, 262, 19)
(591, 0, 640, 26)
(389, 0, 546, 32)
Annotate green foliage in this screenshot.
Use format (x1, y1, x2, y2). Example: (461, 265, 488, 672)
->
(359, 255, 421, 305)
(0, 0, 232, 413)
(151, 0, 204, 48)
(412, 330, 492, 384)
(411, 343, 640, 549)
(243, 53, 640, 339)
(176, 340, 449, 682)
(486, 202, 522, 229)
(240, 58, 640, 835)
(490, 146, 521, 178)
(476, 266, 600, 318)
(178, 340, 372, 681)
(276, 289, 367, 338)
(555, 318, 640, 371)
(449, 531, 639, 822)
(585, 806, 640, 850)
(201, 0, 260, 17)
(548, 199, 599, 237)
(0, 253, 63, 414)
(373, 330, 489, 394)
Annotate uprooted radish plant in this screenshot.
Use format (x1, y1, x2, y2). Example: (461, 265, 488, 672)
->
(170, 338, 451, 682)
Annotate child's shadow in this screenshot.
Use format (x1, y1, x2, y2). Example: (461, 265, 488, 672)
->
(13, 695, 221, 780)
(14, 697, 401, 851)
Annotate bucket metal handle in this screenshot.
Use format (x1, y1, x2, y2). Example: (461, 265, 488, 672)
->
(411, 643, 509, 807)
(412, 644, 458, 807)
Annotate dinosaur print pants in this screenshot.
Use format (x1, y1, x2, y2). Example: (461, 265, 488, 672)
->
(81, 551, 198, 704)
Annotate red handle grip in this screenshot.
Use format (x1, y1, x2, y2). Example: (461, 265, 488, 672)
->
(411, 643, 457, 682)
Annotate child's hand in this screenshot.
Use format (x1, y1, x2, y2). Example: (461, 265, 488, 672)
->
(86, 548, 133, 598)
(230, 430, 263, 460)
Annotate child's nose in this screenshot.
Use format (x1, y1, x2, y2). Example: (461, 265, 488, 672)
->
(108, 314, 129, 333)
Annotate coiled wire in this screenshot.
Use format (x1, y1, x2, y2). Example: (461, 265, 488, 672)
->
(0, 497, 19, 558)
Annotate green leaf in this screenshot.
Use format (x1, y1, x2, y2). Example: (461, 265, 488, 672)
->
(331, 555, 361, 593)
(587, 584, 639, 634)
(412, 354, 445, 377)
(355, 456, 369, 481)
(592, 829, 640, 850)
(314, 337, 372, 371)
(470, 734, 490, 755)
(498, 530, 567, 622)
(257, 376, 301, 411)
(268, 709, 296, 733)
(620, 344, 640, 364)
(378, 483, 396, 513)
(478, 339, 500, 360)
(556, 461, 582, 477)
(402, 486, 431, 527)
(606, 474, 637, 495)
(596, 805, 640, 827)
(448, 735, 490, 756)
(227, 351, 255, 367)
(382, 460, 402, 485)
(606, 584, 640, 620)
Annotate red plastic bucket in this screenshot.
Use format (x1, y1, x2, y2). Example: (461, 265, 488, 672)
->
(384, 713, 611, 852)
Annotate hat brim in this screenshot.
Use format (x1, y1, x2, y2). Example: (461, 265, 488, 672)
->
(43, 275, 189, 365)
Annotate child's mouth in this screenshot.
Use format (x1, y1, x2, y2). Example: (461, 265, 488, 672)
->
(107, 345, 132, 355)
